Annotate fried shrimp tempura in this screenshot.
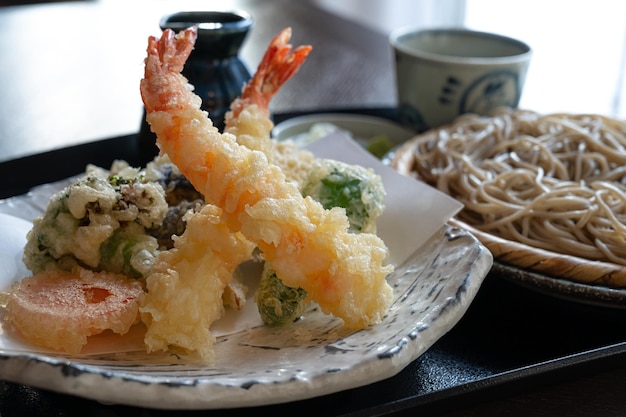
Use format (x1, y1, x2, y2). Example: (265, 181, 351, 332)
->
(140, 205, 255, 361)
(224, 29, 315, 185)
(140, 26, 394, 337)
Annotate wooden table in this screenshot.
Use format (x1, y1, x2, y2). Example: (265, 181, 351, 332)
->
(1, 1, 626, 416)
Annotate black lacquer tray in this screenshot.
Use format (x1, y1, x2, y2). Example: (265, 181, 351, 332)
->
(1, 108, 626, 417)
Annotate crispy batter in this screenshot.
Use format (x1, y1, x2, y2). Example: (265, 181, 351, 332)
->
(140, 205, 254, 361)
(5, 268, 143, 354)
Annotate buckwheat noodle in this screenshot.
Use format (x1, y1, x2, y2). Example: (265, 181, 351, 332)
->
(408, 108, 626, 265)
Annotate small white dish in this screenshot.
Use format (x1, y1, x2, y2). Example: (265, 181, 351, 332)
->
(272, 113, 415, 154)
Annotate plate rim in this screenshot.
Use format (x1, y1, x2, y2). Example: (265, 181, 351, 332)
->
(0, 216, 491, 409)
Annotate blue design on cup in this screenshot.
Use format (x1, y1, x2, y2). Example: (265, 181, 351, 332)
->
(398, 103, 428, 132)
(438, 76, 462, 105)
(459, 70, 520, 115)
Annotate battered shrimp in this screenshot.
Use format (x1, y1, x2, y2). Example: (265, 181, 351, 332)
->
(224, 28, 315, 185)
(225, 27, 310, 139)
(140, 27, 394, 329)
(140, 205, 254, 361)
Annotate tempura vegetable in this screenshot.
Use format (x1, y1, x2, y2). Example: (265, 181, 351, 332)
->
(23, 163, 168, 278)
(145, 155, 204, 249)
(256, 263, 308, 326)
(5, 267, 143, 354)
(301, 159, 385, 233)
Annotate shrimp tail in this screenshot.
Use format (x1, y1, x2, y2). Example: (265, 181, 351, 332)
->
(141, 26, 198, 114)
(230, 27, 312, 117)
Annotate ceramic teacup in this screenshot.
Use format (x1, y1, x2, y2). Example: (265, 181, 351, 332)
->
(389, 27, 532, 132)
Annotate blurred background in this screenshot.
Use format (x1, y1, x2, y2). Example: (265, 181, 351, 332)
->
(316, 0, 626, 118)
(0, 0, 624, 162)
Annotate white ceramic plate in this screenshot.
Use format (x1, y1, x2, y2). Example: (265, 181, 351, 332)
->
(0, 178, 491, 410)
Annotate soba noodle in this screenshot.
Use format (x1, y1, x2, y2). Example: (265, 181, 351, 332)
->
(406, 108, 626, 265)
